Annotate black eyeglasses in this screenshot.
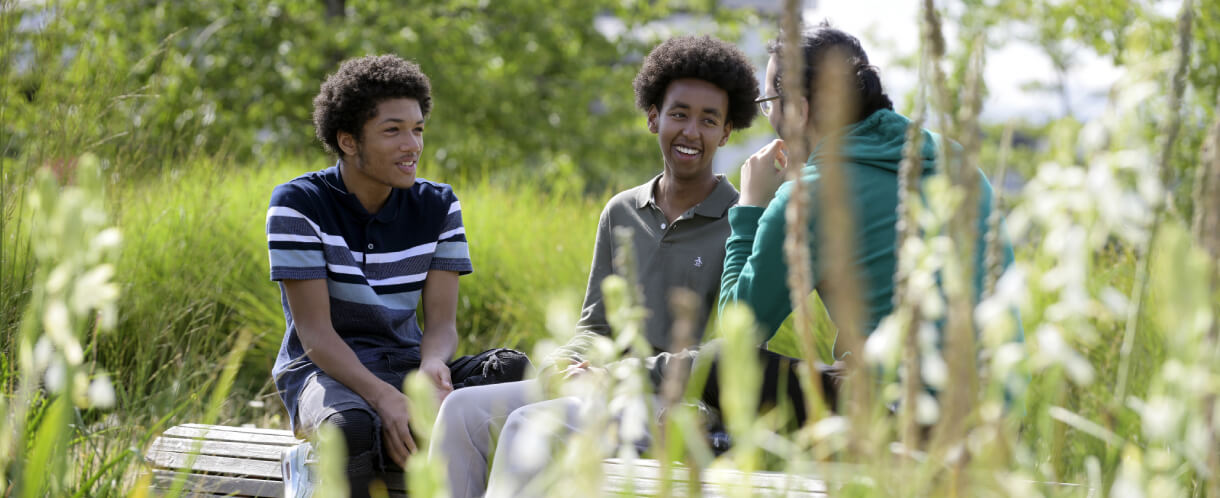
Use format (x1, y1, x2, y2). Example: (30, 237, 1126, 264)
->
(755, 95, 781, 116)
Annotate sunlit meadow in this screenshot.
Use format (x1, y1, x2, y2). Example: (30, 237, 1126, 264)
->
(2, 0, 1219, 497)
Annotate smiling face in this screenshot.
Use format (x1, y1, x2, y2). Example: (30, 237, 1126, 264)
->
(337, 98, 425, 211)
(647, 78, 732, 183)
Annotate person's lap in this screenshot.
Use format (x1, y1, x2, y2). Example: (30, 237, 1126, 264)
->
(295, 349, 532, 472)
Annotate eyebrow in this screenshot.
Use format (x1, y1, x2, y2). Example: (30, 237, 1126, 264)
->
(668, 101, 723, 118)
(376, 117, 425, 126)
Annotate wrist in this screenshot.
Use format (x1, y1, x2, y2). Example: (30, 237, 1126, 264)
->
(739, 193, 771, 208)
(420, 356, 448, 368)
(369, 381, 403, 407)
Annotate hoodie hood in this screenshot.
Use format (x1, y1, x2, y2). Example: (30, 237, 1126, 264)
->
(808, 108, 945, 175)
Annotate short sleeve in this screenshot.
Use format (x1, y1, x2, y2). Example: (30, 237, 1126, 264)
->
(430, 187, 474, 275)
(266, 184, 328, 281)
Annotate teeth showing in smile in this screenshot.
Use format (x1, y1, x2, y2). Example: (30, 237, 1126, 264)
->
(396, 161, 414, 168)
(675, 145, 699, 155)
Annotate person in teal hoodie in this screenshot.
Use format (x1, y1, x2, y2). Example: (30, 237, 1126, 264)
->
(722, 23, 1016, 361)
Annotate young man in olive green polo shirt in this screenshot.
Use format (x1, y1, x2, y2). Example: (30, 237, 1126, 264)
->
(429, 35, 761, 498)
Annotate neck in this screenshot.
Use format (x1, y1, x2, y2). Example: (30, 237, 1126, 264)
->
(339, 158, 391, 214)
(656, 172, 718, 222)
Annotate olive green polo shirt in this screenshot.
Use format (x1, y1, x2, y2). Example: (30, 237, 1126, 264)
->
(574, 174, 739, 353)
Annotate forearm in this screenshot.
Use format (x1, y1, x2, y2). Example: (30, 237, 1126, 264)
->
(299, 325, 398, 402)
(718, 205, 766, 313)
(420, 269, 461, 365)
(420, 322, 458, 364)
(718, 203, 794, 342)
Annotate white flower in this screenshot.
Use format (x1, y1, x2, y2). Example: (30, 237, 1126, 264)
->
(811, 416, 849, 441)
(45, 359, 66, 393)
(88, 375, 116, 409)
(864, 315, 901, 366)
(916, 393, 940, 425)
(43, 299, 71, 343)
(33, 336, 53, 372)
(991, 343, 1024, 379)
(921, 353, 947, 390)
(71, 264, 119, 316)
(1141, 396, 1183, 441)
(91, 228, 122, 250)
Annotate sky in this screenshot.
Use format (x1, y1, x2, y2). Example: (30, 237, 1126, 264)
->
(800, 0, 1126, 124)
(700, 0, 1141, 173)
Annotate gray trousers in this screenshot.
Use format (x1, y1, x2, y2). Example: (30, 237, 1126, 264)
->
(430, 379, 589, 498)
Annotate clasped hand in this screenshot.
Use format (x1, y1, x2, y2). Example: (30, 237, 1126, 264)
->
(739, 139, 794, 208)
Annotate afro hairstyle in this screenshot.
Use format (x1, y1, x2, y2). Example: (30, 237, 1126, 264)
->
(312, 54, 432, 156)
(632, 35, 760, 130)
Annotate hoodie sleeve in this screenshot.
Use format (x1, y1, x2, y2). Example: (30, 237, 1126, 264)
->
(718, 180, 812, 343)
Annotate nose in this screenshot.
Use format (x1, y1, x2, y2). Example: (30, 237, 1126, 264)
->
(681, 119, 699, 139)
(401, 133, 422, 153)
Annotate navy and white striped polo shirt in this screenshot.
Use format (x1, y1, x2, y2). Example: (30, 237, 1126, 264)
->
(266, 164, 472, 429)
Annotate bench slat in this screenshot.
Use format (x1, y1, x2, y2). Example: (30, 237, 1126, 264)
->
(152, 470, 281, 497)
(179, 423, 296, 438)
(147, 450, 283, 479)
(603, 474, 827, 497)
(163, 426, 301, 446)
(603, 458, 830, 494)
(150, 437, 286, 461)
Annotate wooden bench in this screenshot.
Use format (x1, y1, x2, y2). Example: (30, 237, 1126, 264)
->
(144, 423, 406, 497)
(145, 423, 828, 497)
(145, 424, 1087, 497)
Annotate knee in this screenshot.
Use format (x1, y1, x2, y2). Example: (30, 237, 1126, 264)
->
(437, 387, 488, 432)
(324, 409, 377, 457)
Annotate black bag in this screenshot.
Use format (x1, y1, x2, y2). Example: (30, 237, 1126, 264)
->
(449, 348, 533, 389)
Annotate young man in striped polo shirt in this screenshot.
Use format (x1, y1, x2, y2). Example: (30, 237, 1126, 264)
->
(266, 55, 527, 498)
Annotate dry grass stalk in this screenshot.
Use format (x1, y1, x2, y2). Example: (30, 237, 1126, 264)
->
(934, 35, 986, 459)
(984, 124, 1014, 295)
(1115, 0, 1195, 402)
(809, 49, 872, 452)
(777, 0, 831, 427)
(660, 288, 700, 498)
(894, 38, 930, 455)
(1194, 93, 1220, 261)
(1195, 91, 1220, 497)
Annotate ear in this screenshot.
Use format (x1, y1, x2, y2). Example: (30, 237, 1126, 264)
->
(337, 131, 359, 158)
(647, 105, 659, 134)
(719, 121, 733, 146)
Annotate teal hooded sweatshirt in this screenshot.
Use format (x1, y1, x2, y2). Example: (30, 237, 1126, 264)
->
(719, 108, 1015, 347)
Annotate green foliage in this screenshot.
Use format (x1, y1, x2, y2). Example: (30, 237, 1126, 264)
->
(2, 0, 750, 190)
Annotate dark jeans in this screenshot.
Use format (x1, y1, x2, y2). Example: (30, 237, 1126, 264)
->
(700, 347, 843, 429)
(304, 348, 531, 498)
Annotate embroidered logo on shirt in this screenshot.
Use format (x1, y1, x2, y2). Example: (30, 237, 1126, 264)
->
(694, 256, 703, 268)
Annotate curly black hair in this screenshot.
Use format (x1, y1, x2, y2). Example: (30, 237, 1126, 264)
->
(767, 21, 893, 124)
(312, 55, 432, 156)
(633, 35, 759, 130)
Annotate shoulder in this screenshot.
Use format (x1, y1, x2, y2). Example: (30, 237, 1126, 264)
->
(601, 181, 650, 216)
(269, 171, 329, 213)
(407, 178, 460, 205)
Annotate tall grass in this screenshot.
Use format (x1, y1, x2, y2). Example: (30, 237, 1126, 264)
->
(2, 1, 1218, 497)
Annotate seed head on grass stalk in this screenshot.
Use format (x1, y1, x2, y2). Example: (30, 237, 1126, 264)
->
(776, 0, 832, 432)
(4, 154, 121, 497)
(893, 36, 930, 457)
(405, 371, 447, 498)
(1195, 88, 1220, 498)
(1114, 0, 1195, 406)
(807, 46, 878, 456)
(929, 30, 986, 466)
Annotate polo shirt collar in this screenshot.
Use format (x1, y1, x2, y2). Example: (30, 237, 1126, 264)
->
(693, 175, 739, 219)
(635, 173, 739, 219)
(322, 161, 401, 223)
